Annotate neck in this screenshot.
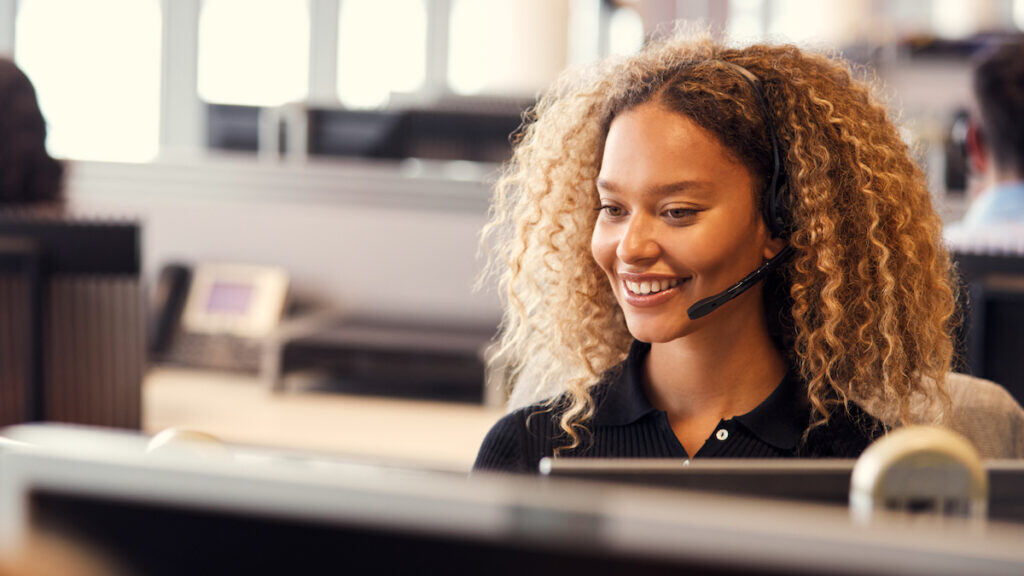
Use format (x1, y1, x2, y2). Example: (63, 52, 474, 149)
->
(644, 294, 786, 422)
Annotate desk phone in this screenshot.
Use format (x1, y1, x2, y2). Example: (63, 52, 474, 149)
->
(150, 262, 289, 372)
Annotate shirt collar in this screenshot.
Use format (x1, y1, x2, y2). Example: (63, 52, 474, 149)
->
(591, 340, 807, 452)
(732, 369, 807, 451)
(989, 180, 1024, 196)
(963, 180, 1024, 227)
(591, 340, 657, 426)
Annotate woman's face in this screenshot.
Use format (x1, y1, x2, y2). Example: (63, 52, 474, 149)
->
(591, 102, 783, 343)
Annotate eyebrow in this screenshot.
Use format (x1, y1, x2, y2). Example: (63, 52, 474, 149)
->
(595, 178, 715, 198)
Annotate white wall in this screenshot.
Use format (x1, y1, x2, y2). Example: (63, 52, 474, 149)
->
(64, 156, 502, 325)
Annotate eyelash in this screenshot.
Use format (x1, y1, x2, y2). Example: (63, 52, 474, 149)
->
(665, 208, 697, 220)
(597, 205, 625, 217)
(596, 205, 699, 222)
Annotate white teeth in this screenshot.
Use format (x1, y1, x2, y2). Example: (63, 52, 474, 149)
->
(625, 278, 681, 295)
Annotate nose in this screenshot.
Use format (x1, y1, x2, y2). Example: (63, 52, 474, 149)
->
(616, 214, 660, 264)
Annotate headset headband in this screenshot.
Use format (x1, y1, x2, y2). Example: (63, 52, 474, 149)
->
(715, 60, 789, 239)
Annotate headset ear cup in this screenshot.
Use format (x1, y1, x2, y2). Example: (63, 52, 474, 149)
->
(762, 183, 781, 239)
(762, 185, 776, 237)
(775, 181, 792, 238)
(764, 181, 791, 239)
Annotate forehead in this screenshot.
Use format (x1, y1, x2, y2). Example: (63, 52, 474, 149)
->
(598, 102, 752, 194)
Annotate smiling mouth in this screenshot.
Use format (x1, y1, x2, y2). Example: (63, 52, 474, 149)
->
(624, 278, 685, 296)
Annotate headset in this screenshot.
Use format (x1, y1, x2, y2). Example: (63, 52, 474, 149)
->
(686, 61, 795, 321)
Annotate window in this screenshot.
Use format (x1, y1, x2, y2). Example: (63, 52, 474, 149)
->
(727, 0, 766, 43)
(768, 0, 832, 45)
(448, 0, 569, 96)
(336, 0, 427, 108)
(608, 5, 644, 55)
(197, 0, 310, 106)
(14, 0, 162, 162)
(932, 0, 1011, 39)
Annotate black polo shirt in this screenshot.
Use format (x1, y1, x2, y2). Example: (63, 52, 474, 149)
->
(474, 340, 881, 473)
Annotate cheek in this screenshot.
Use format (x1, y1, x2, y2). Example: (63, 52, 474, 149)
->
(682, 234, 733, 271)
(685, 212, 764, 270)
(590, 224, 617, 276)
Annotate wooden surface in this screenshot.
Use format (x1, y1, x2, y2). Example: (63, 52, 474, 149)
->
(142, 367, 505, 473)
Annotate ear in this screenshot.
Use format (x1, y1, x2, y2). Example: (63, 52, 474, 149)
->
(966, 118, 989, 175)
(762, 235, 787, 260)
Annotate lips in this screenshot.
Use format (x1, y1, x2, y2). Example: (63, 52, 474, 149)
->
(624, 277, 679, 296)
(619, 275, 689, 308)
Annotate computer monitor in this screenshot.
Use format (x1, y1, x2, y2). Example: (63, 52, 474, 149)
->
(541, 458, 855, 505)
(206, 103, 260, 152)
(966, 275, 1024, 403)
(209, 99, 530, 164)
(0, 214, 142, 428)
(306, 108, 404, 158)
(540, 457, 1024, 524)
(988, 460, 1024, 523)
(2, 424, 1024, 576)
(950, 251, 1024, 380)
(307, 105, 527, 163)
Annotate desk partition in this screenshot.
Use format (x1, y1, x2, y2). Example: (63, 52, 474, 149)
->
(0, 214, 142, 428)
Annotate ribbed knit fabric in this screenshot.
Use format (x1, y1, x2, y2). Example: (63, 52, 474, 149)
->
(474, 341, 881, 474)
(472, 403, 879, 473)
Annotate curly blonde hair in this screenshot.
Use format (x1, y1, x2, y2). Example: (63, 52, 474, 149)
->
(481, 31, 958, 451)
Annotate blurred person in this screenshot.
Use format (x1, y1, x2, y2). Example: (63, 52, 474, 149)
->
(474, 28, 958, 473)
(946, 38, 1024, 249)
(0, 57, 63, 207)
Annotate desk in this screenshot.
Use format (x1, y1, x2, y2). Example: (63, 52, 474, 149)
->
(142, 367, 505, 472)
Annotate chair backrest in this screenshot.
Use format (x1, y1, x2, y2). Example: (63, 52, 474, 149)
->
(861, 372, 1024, 460)
(942, 372, 1024, 459)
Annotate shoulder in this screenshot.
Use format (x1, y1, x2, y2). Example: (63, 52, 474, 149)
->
(472, 403, 562, 474)
(472, 410, 525, 472)
(474, 364, 625, 474)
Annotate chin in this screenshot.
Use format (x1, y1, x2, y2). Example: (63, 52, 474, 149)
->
(624, 319, 692, 344)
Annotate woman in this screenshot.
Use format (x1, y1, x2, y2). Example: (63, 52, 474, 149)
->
(474, 32, 957, 473)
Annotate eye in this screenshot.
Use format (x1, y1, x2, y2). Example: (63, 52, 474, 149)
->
(598, 205, 626, 218)
(664, 207, 698, 221)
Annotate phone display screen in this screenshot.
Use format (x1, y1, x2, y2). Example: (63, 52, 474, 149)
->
(180, 264, 288, 338)
(205, 281, 254, 315)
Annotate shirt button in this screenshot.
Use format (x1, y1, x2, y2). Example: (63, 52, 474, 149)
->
(716, 429, 729, 441)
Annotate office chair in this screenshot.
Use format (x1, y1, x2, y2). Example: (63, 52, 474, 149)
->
(861, 371, 1024, 459)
